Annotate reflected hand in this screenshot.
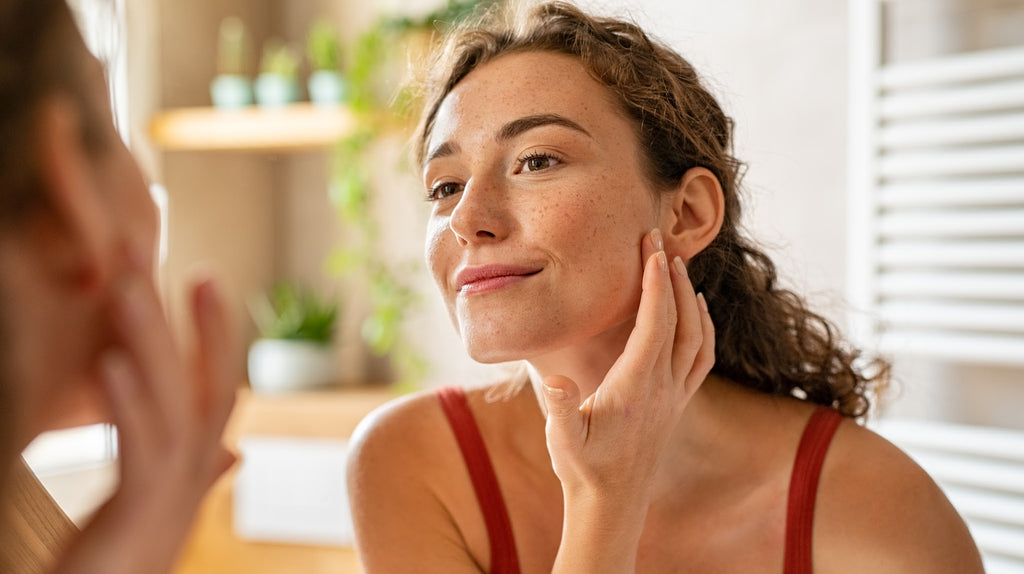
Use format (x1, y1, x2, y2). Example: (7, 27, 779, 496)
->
(53, 254, 239, 574)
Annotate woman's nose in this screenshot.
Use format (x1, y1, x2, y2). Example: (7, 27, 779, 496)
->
(448, 179, 510, 245)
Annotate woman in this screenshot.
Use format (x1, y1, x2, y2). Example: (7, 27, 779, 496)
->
(348, 2, 983, 573)
(0, 0, 238, 572)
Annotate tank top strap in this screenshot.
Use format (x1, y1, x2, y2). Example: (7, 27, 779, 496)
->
(783, 405, 844, 574)
(436, 386, 521, 574)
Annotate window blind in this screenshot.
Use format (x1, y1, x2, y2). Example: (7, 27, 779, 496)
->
(848, 1, 1024, 367)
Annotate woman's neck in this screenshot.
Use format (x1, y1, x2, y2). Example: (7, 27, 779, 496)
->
(523, 320, 634, 406)
(523, 352, 792, 502)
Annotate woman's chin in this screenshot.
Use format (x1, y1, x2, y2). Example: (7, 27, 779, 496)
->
(465, 345, 524, 365)
(462, 332, 541, 364)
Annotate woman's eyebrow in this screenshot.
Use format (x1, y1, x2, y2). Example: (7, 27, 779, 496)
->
(425, 113, 590, 166)
(426, 140, 460, 164)
(497, 113, 591, 141)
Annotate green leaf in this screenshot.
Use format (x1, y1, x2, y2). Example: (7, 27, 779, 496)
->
(260, 38, 300, 79)
(307, 19, 341, 71)
(250, 282, 338, 343)
(324, 247, 366, 275)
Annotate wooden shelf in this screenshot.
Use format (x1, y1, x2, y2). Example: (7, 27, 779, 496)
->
(149, 103, 356, 152)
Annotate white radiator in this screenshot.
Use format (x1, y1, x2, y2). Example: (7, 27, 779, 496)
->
(847, 0, 1024, 366)
(875, 418, 1024, 573)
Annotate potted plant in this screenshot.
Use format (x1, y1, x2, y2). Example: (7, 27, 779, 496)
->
(255, 38, 301, 108)
(247, 283, 339, 393)
(306, 18, 346, 106)
(210, 16, 253, 109)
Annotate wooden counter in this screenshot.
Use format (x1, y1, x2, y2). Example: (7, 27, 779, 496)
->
(172, 386, 395, 574)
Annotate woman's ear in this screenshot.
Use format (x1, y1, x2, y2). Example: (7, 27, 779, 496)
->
(661, 167, 725, 260)
(33, 95, 113, 291)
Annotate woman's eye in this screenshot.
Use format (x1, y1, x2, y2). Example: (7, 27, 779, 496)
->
(426, 181, 462, 201)
(519, 152, 561, 173)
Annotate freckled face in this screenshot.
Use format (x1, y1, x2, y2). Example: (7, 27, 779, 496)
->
(423, 51, 666, 363)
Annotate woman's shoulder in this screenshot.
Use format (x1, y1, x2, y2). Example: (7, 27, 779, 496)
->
(346, 382, 519, 481)
(814, 416, 984, 573)
(345, 382, 522, 572)
(348, 385, 452, 468)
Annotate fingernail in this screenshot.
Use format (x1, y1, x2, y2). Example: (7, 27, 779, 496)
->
(657, 250, 669, 272)
(673, 256, 687, 276)
(543, 384, 566, 400)
(697, 292, 709, 313)
(651, 228, 664, 252)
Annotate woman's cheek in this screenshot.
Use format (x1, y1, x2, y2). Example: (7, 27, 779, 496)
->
(424, 217, 451, 292)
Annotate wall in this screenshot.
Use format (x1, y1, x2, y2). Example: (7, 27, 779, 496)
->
(148, 0, 281, 365)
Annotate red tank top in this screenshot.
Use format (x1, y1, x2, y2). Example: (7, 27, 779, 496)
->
(436, 386, 843, 574)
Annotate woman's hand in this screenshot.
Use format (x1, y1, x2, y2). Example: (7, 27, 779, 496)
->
(54, 252, 239, 574)
(541, 228, 715, 572)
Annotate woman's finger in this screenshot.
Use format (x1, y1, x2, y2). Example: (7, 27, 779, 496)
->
(637, 229, 678, 375)
(616, 235, 672, 378)
(111, 274, 188, 426)
(202, 447, 238, 491)
(686, 293, 716, 389)
(667, 256, 706, 387)
(189, 275, 239, 434)
(542, 374, 586, 480)
(99, 349, 158, 474)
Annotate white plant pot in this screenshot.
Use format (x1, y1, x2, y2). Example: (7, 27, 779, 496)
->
(210, 74, 253, 109)
(247, 339, 337, 394)
(307, 70, 346, 106)
(254, 73, 299, 108)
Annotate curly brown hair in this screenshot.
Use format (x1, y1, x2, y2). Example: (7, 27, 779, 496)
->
(413, 0, 888, 419)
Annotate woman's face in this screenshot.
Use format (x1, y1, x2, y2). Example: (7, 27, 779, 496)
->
(424, 51, 667, 363)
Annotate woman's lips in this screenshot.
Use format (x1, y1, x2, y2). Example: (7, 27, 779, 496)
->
(454, 264, 542, 295)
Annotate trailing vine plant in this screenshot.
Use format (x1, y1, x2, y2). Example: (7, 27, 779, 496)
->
(327, 0, 496, 389)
